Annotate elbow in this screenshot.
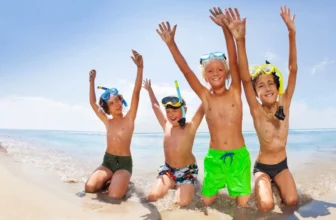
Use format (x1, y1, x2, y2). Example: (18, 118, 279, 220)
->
(289, 65, 298, 73)
(242, 77, 251, 84)
(152, 103, 160, 110)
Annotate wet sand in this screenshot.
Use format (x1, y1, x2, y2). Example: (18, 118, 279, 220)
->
(0, 145, 336, 220)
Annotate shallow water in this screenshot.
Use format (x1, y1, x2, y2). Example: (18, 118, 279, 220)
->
(1, 128, 336, 216)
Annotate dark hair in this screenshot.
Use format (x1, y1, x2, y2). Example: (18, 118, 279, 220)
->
(252, 72, 280, 94)
(99, 94, 124, 115)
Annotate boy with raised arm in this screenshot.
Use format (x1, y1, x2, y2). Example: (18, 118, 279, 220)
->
(224, 6, 299, 210)
(142, 78, 204, 206)
(85, 50, 143, 199)
(156, 7, 252, 207)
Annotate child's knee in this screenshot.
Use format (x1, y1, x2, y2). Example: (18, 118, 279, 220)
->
(108, 191, 126, 199)
(147, 192, 162, 201)
(237, 195, 250, 207)
(85, 183, 97, 193)
(177, 198, 192, 207)
(283, 195, 298, 206)
(202, 196, 216, 206)
(258, 200, 274, 211)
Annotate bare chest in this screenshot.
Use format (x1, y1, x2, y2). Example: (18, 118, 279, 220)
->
(106, 120, 134, 142)
(256, 116, 289, 146)
(205, 95, 242, 125)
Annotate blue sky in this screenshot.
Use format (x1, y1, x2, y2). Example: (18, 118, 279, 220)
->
(0, 0, 335, 132)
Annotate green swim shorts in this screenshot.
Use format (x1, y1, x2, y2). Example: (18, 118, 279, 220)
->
(102, 152, 133, 174)
(202, 145, 251, 197)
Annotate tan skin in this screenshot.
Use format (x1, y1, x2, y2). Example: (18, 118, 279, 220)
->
(142, 78, 204, 206)
(85, 50, 143, 199)
(156, 7, 250, 207)
(225, 6, 299, 210)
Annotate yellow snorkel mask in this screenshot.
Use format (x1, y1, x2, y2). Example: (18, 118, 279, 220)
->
(249, 61, 286, 120)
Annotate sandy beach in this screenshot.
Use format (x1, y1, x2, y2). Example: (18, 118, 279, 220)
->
(1, 143, 336, 220)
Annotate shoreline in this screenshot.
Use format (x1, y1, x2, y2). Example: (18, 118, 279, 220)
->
(0, 140, 336, 219)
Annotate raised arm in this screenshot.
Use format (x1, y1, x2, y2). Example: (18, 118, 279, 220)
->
(223, 8, 261, 115)
(126, 50, 143, 121)
(156, 22, 207, 100)
(190, 103, 205, 132)
(281, 6, 298, 106)
(89, 70, 109, 124)
(209, 7, 241, 91)
(142, 79, 167, 129)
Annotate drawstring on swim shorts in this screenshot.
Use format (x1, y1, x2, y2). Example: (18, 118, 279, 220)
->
(220, 152, 235, 165)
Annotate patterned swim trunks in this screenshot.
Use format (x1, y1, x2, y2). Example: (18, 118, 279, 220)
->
(158, 162, 198, 185)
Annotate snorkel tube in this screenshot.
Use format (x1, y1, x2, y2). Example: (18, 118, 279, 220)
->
(265, 61, 285, 120)
(174, 80, 186, 127)
(97, 86, 128, 107)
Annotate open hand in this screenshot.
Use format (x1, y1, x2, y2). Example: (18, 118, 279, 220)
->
(222, 8, 246, 40)
(209, 7, 229, 27)
(280, 5, 296, 32)
(156, 21, 177, 44)
(142, 78, 151, 91)
(89, 69, 96, 82)
(131, 50, 143, 68)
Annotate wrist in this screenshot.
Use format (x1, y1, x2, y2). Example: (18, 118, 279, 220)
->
(236, 37, 246, 43)
(288, 29, 296, 35)
(166, 40, 175, 47)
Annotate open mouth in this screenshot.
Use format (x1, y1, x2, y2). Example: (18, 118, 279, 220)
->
(265, 93, 274, 97)
(212, 76, 221, 81)
(170, 117, 177, 122)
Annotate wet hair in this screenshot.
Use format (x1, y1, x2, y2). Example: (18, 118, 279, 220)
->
(252, 72, 280, 94)
(98, 94, 124, 115)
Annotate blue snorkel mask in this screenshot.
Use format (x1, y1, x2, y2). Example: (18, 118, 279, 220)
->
(97, 86, 128, 107)
(200, 52, 227, 64)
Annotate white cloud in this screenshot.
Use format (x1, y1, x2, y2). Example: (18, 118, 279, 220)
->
(0, 96, 103, 131)
(264, 50, 277, 62)
(310, 59, 335, 75)
(0, 85, 335, 133)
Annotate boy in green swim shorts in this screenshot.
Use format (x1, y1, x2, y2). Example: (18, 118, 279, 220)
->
(156, 6, 251, 207)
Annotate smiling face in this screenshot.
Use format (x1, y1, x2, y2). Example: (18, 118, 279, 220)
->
(99, 94, 124, 116)
(202, 59, 229, 90)
(165, 106, 186, 127)
(253, 74, 279, 105)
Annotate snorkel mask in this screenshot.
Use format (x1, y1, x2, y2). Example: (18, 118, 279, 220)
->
(162, 96, 185, 109)
(249, 61, 285, 120)
(200, 52, 227, 64)
(97, 86, 128, 107)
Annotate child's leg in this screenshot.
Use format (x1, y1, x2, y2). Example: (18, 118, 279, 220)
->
(274, 169, 298, 206)
(202, 195, 217, 206)
(236, 195, 250, 207)
(254, 172, 274, 211)
(175, 184, 195, 206)
(85, 165, 113, 193)
(226, 146, 252, 207)
(107, 170, 131, 199)
(147, 175, 175, 201)
(202, 149, 227, 206)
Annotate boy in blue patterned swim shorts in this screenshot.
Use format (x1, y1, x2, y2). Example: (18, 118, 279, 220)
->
(142, 79, 204, 206)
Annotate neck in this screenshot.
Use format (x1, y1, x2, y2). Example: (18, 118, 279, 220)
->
(262, 102, 278, 113)
(112, 113, 124, 119)
(212, 86, 227, 95)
